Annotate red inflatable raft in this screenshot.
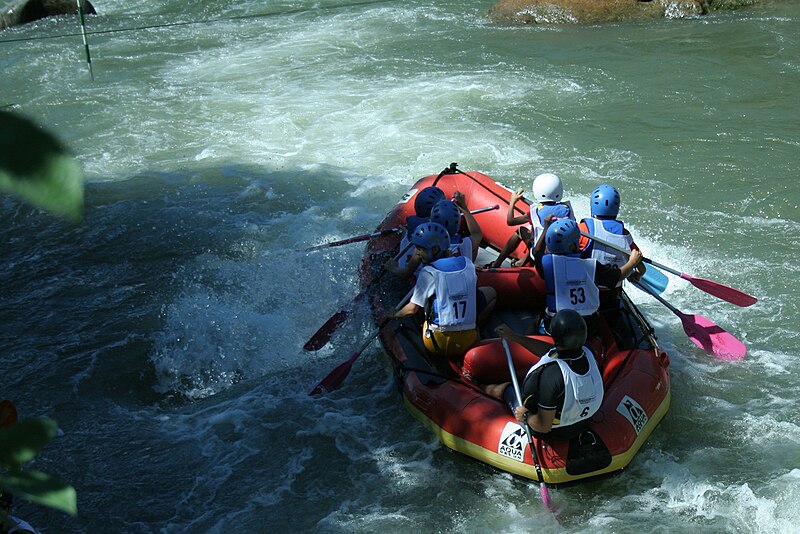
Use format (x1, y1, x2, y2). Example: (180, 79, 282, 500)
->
(361, 166, 671, 485)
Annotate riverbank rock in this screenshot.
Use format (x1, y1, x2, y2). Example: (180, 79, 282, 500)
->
(488, 0, 758, 24)
(1, 0, 96, 30)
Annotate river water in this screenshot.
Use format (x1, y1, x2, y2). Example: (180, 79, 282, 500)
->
(1, 0, 799, 532)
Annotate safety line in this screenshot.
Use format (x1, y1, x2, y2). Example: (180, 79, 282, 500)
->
(0, 0, 396, 45)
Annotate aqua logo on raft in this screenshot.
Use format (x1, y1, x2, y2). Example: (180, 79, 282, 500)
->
(498, 422, 527, 462)
(616, 395, 648, 435)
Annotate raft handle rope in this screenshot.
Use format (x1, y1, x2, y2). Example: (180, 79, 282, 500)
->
(441, 163, 529, 218)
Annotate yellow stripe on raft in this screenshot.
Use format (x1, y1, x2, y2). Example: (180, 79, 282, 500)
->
(403, 388, 671, 485)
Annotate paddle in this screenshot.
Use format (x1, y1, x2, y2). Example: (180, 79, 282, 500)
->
(303, 204, 500, 351)
(303, 227, 405, 252)
(502, 339, 553, 510)
(309, 288, 414, 395)
(579, 231, 757, 307)
(303, 242, 414, 351)
(303, 205, 499, 253)
(633, 282, 746, 360)
(0, 400, 18, 429)
(638, 264, 669, 295)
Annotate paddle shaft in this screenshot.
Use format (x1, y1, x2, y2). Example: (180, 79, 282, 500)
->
(304, 227, 403, 252)
(502, 339, 551, 506)
(579, 230, 658, 268)
(353, 285, 415, 352)
(635, 281, 681, 315)
(305, 205, 497, 252)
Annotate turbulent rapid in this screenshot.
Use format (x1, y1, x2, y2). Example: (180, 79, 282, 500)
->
(1, 0, 799, 532)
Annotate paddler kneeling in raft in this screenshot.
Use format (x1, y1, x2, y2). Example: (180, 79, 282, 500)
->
(535, 216, 642, 341)
(390, 191, 484, 278)
(484, 310, 603, 439)
(386, 222, 497, 360)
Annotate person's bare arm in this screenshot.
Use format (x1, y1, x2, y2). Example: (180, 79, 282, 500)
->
(516, 405, 556, 434)
(533, 214, 556, 256)
(619, 248, 643, 280)
(391, 301, 421, 318)
(506, 188, 529, 226)
(385, 249, 423, 278)
(453, 191, 482, 259)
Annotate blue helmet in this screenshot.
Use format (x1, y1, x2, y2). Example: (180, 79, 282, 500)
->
(411, 222, 450, 255)
(590, 184, 620, 218)
(545, 219, 579, 254)
(414, 186, 446, 218)
(429, 200, 461, 237)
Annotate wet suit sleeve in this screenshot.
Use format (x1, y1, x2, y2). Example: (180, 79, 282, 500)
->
(594, 261, 622, 289)
(517, 362, 563, 413)
(535, 363, 565, 411)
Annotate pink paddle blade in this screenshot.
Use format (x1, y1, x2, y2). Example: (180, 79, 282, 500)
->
(679, 312, 747, 360)
(540, 485, 553, 509)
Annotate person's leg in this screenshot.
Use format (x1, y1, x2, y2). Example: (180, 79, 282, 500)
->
(481, 381, 511, 400)
(488, 227, 530, 268)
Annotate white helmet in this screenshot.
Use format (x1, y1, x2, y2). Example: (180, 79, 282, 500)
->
(532, 173, 563, 202)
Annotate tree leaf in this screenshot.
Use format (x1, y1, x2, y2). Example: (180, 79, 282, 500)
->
(0, 111, 84, 222)
(0, 418, 57, 468)
(0, 470, 77, 515)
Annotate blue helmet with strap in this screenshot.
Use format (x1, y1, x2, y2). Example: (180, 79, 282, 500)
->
(414, 186, 446, 218)
(590, 183, 620, 218)
(429, 200, 461, 237)
(411, 222, 450, 255)
(545, 219, 579, 254)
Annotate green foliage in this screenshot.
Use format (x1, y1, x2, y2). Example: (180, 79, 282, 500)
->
(0, 469, 77, 516)
(0, 419, 57, 468)
(0, 418, 77, 516)
(0, 111, 84, 222)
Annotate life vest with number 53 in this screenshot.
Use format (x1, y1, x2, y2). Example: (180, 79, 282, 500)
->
(541, 253, 600, 316)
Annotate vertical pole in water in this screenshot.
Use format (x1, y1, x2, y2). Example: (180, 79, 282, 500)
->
(76, 0, 94, 81)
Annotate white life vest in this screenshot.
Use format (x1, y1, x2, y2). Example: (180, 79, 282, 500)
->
(527, 347, 603, 428)
(585, 218, 633, 269)
(529, 201, 575, 258)
(449, 235, 473, 260)
(422, 257, 478, 331)
(397, 234, 413, 268)
(548, 254, 600, 316)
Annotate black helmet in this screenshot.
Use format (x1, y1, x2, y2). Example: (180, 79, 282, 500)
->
(549, 309, 587, 351)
